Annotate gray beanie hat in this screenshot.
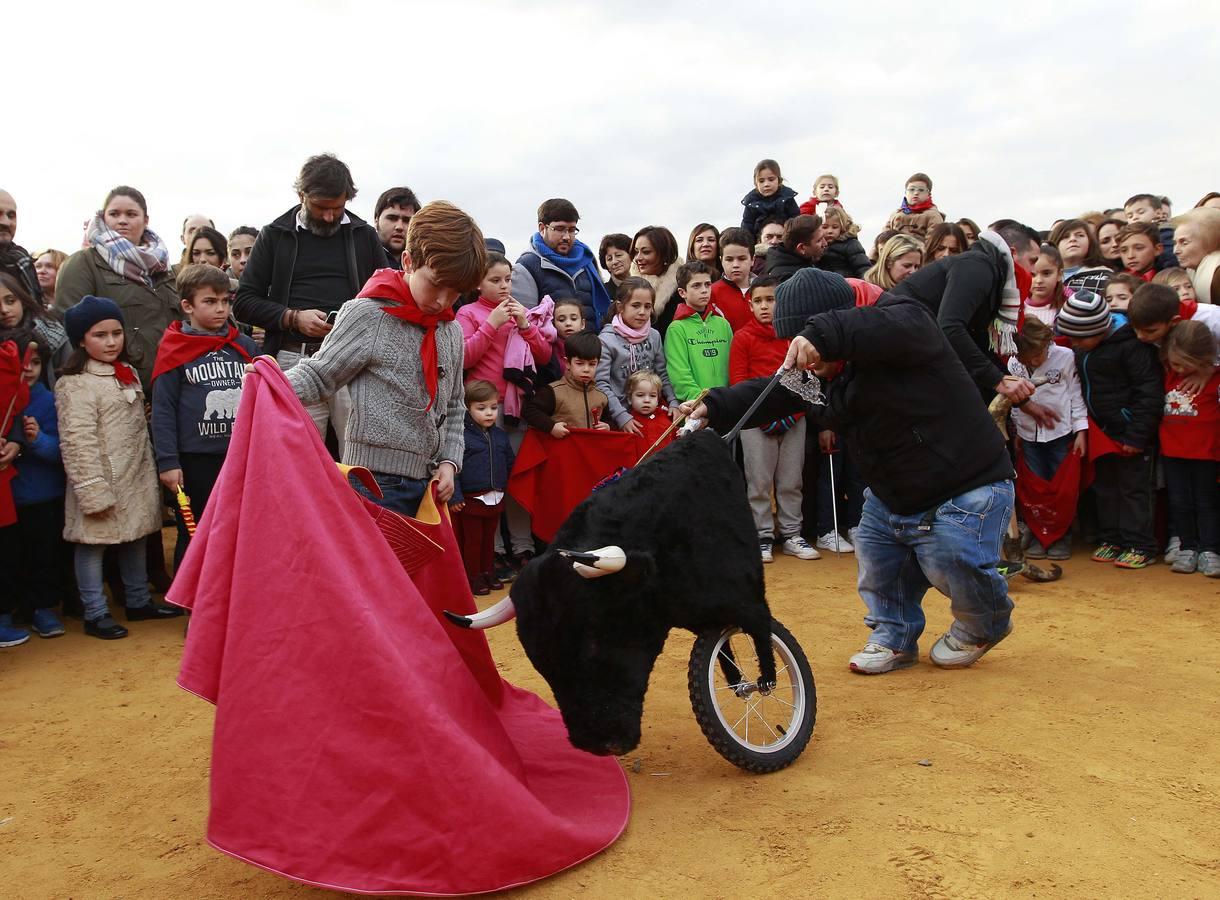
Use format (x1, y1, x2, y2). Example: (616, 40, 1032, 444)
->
(1055, 289, 1111, 338)
(772, 269, 855, 338)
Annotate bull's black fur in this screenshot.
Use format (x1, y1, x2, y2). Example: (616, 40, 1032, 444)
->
(510, 430, 776, 756)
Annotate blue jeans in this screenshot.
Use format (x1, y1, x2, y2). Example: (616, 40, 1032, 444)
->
(350, 471, 429, 517)
(855, 480, 1015, 654)
(75, 540, 151, 621)
(1022, 433, 1073, 481)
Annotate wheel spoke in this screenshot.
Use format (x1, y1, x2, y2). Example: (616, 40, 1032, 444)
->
(749, 705, 781, 742)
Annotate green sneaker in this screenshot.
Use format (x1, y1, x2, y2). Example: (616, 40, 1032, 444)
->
(1114, 548, 1155, 570)
(1091, 543, 1122, 562)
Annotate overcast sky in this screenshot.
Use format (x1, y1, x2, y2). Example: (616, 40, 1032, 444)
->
(7, 1, 1218, 260)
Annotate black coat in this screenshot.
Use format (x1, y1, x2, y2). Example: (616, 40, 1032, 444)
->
(1075, 324, 1163, 452)
(819, 237, 871, 278)
(233, 206, 390, 356)
(740, 186, 801, 238)
(890, 239, 1009, 395)
(702, 293, 1013, 515)
(762, 245, 813, 283)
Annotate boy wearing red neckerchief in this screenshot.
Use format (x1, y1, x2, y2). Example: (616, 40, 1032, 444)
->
(285, 202, 487, 516)
(151, 264, 257, 564)
(885, 172, 945, 238)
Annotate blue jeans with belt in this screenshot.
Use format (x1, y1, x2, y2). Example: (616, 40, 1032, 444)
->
(854, 480, 1015, 654)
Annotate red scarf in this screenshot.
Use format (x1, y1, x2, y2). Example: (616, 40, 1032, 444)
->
(112, 361, 139, 386)
(1179, 299, 1199, 320)
(1124, 267, 1155, 282)
(900, 196, 935, 214)
(151, 321, 251, 382)
(358, 269, 454, 411)
(672, 302, 725, 322)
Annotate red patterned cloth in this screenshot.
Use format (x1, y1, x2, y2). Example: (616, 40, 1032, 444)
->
(1016, 444, 1083, 546)
(169, 358, 628, 895)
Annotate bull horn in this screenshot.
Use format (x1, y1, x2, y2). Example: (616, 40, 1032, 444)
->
(443, 595, 516, 629)
(557, 546, 627, 579)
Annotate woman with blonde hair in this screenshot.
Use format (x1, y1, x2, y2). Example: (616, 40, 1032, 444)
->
(1170, 207, 1220, 304)
(864, 233, 924, 290)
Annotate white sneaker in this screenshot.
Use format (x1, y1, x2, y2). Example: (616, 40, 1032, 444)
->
(849, 642, 917, 674)
(760, 540, 773, 564)
(1164, 536, 1181, 564)
(816, 531, 854, 553)
(929, 625, 1013, 669)
(782, 536, 820, 560)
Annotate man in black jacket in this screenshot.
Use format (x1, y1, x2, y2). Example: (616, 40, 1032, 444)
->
(686, 270, 1018, 674)
(762, 214, 827, 283)
(234, 154, 389, 447)
(0, 190, 43, 304)
(373, 186, 420, 271)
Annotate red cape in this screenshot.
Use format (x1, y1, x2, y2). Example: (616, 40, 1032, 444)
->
(1016, 444, 1083, 547)
(0, 341, 31, 527)
(169, 358, 629, 895)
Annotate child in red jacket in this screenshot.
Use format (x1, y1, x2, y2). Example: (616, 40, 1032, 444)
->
(1159, 321, 1220, 577)
(625, 371, 672, 450)
(728, 277, 818, 562)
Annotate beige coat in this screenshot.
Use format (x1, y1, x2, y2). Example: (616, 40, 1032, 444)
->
(56, 360, 161, 545)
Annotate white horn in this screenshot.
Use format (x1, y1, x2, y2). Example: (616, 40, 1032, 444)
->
(444, 595, 516, 629)
(558, 545, 627, 579)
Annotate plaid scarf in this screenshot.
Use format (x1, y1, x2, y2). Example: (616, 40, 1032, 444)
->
(86, 214, 169, 289)
(0, 242, 44, 303)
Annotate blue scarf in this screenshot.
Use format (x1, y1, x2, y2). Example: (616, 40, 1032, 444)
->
(528, 232, 611, 324)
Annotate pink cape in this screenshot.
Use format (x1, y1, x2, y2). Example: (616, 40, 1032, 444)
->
(169, 358, 629, 896)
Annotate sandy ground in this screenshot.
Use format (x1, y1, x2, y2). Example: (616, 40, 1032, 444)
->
(3, 536, 1220, 899)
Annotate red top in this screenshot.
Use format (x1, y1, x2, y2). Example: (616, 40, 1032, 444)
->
(1160, 367, 1220, 460)
(630, 407, 673, 449)
(710, 278, 752, 331)
(730, 316, 788, 383)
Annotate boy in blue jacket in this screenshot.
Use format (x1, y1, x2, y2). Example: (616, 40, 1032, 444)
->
(0, 333, 67, 641)
(451, 379, 515, 596)
(151, 265, 258, 567)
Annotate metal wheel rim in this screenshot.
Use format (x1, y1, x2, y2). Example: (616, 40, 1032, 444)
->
(706, 627, 805, 754)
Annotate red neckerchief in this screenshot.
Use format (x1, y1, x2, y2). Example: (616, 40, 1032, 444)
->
(1179, 299, 1199, 320)
(672, 302, 726, 322)
(358, 269, 454, 411)
(900, 196, 935, 214)
(113, 362, 139, 386)
(151, 321, 251, 382)
(1124, 267, 1155, 282)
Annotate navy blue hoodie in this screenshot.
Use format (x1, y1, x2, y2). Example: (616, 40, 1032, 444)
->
(453, 414, 515, 505)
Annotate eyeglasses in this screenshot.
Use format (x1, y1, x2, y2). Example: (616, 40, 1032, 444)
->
(547, 225, 579, 236)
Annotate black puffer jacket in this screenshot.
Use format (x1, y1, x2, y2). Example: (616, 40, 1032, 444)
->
(740, 186, 801, 238)
(1075, 323, 1163, 451)
(762, 245, 813, 283)
(890, 238, 1009, 395)
(819, 237, 871, 278)
(702, 293, 1013, 515)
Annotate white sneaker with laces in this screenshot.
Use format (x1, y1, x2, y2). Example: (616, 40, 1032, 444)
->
(816, 531, 854, 553)
(929, 625, 1013, 669)
(849, 642, 917, 674)
(782, 536, 820, 560)
(760, 541, 773, 564)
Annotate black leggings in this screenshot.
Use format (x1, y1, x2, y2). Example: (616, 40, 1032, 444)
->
(1163, 457, 1220, 553)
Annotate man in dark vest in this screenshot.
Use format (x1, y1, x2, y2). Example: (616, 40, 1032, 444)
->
(234, 154, 389, 448)
(511, 198, 612, 329)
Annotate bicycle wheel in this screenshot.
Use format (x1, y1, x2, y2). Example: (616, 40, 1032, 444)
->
(687, 618, 815, 773)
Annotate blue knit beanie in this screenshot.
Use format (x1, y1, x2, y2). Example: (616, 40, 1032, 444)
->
(772, 269, 855, 338)
(64, 296, 124, 347)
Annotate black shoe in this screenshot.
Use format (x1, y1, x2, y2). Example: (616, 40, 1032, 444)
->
(469, 574, 491, 597)
(84, 616, 129, 640)
(125, 602, 184, 621)
(513, 550, 536, 572)
(484, 570, 504, 590)
(493, 553, 517, 583)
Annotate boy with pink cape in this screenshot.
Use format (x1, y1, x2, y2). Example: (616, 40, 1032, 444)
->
(168, 357, 629, 895)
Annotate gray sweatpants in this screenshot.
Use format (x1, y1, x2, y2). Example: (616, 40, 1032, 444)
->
(740, 419, 806, 540)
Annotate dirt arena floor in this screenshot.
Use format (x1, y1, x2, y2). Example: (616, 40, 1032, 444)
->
(3, 536, 1219, 899)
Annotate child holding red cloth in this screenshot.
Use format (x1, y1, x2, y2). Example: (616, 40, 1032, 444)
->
(152, 265, 257, 567)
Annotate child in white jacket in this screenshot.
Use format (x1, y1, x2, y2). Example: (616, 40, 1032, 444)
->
(1008, 318, 1088, 559)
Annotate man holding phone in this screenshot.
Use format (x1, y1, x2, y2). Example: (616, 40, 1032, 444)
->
(234, 153, 389, 449)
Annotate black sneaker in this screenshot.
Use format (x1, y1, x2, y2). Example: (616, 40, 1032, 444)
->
(125, 602, 185, 621)
(493, 553, 517, 583)
(85, 616, 129, 640)
(513, 550, 536, 572)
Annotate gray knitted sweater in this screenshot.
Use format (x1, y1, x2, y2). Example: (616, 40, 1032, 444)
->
(286, 298, 465, 479)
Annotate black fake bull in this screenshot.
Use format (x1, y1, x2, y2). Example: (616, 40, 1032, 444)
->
(447, 431, 777, 757)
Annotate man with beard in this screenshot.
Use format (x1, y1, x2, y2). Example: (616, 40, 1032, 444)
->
(373, 187, 420, 271)
(763, 215, 828, 283)
(0, 190, 44, 304)
(234, 154, 389, 446)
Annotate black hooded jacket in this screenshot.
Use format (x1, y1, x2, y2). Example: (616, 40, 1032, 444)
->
(890, 238, 1010, 395)
(819, 237, 871, 278)
(762, 245, 814, 283)
(1075, 323, 1163, 451)
(703, 293, 1013, 515)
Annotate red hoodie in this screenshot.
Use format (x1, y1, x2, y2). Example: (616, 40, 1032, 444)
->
(710, 278, 752, 331)
(729, 316, 788, 384)
(1160, 366, 1220, 461)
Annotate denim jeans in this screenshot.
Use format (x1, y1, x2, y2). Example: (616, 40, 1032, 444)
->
(75, 540, 151, 621)
(1022, 433, 1073, 481)
(350, 471, 430, 518)
(855, 480, 1015, 654)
